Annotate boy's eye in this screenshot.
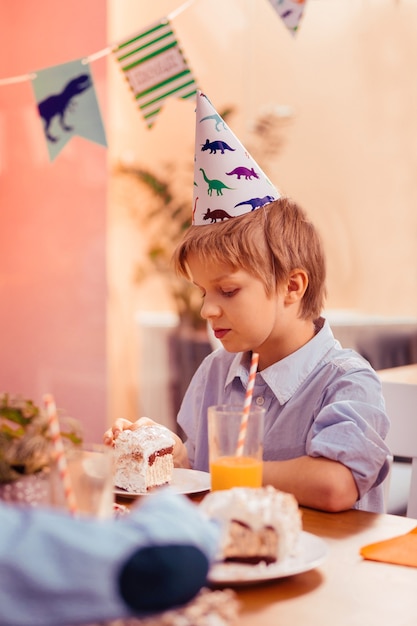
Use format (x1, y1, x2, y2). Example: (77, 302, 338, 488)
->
(220, 289, 238, 298)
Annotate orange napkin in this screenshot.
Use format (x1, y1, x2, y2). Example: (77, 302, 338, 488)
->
(360, 526, 417, 567)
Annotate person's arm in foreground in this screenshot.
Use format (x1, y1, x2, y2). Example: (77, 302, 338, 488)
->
(263, 456, 359, 512)
(104, 418, 191, 469)
(0, 489, 218, 626)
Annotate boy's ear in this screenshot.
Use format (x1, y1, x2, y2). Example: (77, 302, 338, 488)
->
(285, 269, 309, 303)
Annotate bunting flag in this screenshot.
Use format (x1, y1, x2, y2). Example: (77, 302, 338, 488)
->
(267, 0, 308, 36)
(113, 18, 198, 128)
(32, 59, 107, 161)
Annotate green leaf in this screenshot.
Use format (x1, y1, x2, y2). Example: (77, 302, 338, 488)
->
(0, 407, 33, 427)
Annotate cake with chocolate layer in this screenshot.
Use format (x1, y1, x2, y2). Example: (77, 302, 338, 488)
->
(200, 486, 302, 564)
(114, 418, 175, 493)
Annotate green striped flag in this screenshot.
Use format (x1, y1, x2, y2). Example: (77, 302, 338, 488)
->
(114, 18, 198, 128)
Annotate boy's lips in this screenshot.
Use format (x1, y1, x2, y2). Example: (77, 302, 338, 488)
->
(213, 328, 230, 339)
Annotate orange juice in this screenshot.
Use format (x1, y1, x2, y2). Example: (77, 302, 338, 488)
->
(210, 455, 263, 491)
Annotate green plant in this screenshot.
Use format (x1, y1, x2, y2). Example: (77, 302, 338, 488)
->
(0, 393, 83, 483)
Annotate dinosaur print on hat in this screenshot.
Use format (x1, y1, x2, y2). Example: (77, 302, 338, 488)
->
(192, 91, 280, 225)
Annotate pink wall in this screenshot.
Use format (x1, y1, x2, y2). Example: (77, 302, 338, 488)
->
(0, 2, 107, 442)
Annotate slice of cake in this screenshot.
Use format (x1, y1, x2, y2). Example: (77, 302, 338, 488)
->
(114, 418, 175, 493)
(200, 486, 302, 564)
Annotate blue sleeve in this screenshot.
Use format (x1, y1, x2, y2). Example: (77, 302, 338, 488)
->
(307, 366, 391, 497)
(0, 489, 219, 626)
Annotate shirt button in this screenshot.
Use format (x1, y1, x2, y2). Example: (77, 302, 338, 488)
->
(256, 396, 265, 406)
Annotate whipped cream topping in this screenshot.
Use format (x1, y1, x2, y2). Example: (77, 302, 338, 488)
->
(115, 420, 175, 458)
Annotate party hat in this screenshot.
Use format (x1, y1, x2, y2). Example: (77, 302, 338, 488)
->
(192, 91, 280, 226)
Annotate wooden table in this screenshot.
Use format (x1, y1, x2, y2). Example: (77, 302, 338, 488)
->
(233, 506, 417, 626)
(115, 492, 417, 625)
(378, 363, 417, 384)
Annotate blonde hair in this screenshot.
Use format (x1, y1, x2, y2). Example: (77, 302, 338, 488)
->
(172, 197, 327, 320)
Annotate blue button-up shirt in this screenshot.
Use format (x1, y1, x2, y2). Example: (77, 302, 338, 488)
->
(178, 318, 391, 513)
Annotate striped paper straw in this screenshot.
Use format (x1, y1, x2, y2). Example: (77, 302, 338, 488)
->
(236, 352, 259, 456)
(44, 394, 78, 515)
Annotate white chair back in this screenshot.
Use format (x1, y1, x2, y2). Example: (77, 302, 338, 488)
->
(382, 380, 417, 518)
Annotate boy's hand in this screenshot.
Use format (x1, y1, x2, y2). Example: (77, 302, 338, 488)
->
(103, 417, 190, 469)
(103, 418, 138, 445)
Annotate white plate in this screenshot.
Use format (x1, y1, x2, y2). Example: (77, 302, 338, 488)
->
(114, 468, 211, 498)
(208, 531, 328, 586)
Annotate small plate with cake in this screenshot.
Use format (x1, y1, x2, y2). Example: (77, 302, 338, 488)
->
(114, 467, 211, 498)
(201, 486, 328, 586)
(207, 531, 327, 586)
(112, 418, 211, 497)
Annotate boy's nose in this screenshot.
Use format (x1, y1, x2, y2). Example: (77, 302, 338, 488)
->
(200, 298, 221, 320)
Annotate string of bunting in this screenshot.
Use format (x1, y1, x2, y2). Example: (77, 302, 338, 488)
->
(0, 0, 308, 162)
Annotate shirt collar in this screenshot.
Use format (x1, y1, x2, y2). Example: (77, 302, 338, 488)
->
(224, 317, 337, 404)
(225, 351, 253, 389)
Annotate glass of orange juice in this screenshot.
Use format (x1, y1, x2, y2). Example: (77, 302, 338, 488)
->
(208, 405, 264, 491)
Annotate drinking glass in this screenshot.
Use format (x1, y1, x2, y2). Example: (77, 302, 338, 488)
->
(208, 404, 264, 491)
(65, 443, 114, 518)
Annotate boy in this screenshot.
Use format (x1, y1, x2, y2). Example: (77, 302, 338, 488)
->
(105, 93, 390, 513)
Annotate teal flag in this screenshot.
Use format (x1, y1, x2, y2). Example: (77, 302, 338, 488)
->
(113, 18, 198, 128)
(32, 59, 107, 161)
